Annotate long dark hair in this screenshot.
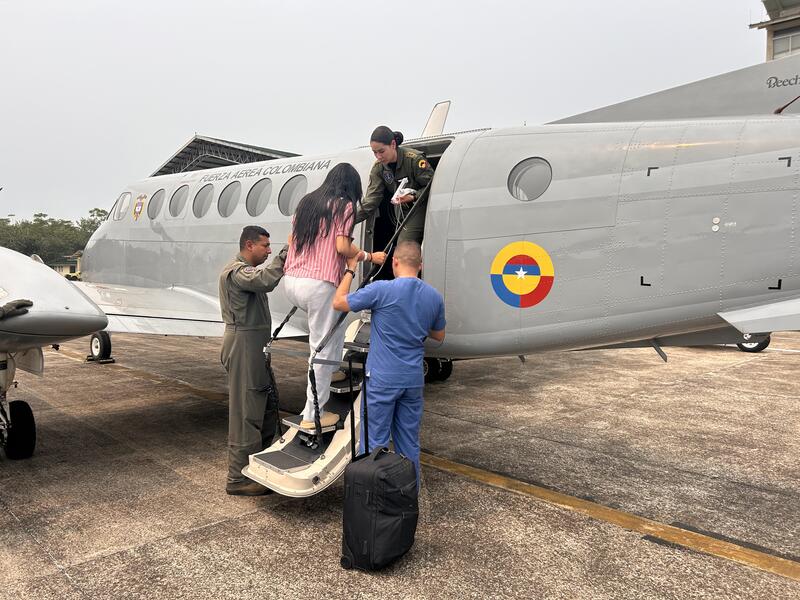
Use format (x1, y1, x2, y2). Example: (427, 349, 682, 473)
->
(292, 163, 362, 255)
(370, 126, 404, 147)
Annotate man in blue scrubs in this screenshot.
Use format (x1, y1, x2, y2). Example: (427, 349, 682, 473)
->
(332, 241, 445, 484)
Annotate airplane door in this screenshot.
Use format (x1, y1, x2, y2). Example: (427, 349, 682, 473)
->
(610, 122, 746, 320)
(720, 118, 800, 307)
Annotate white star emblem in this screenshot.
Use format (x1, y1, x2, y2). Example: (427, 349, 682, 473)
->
(515, 267, 527, 279)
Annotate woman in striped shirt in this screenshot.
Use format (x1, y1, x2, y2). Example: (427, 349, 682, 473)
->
(284, 163, 386, 428)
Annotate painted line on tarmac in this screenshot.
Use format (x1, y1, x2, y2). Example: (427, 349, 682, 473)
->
(420, 452, 800, 582)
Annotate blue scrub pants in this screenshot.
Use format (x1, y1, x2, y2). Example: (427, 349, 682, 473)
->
(360, 381, 424, 485)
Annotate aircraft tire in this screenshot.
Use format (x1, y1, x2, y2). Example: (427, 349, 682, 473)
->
(90, 331, 112, 360)
(437, 359, 453, 381)
(5, 400, 36, 459)
(423, 357, 441, 383)
(736, 335, 771, 353)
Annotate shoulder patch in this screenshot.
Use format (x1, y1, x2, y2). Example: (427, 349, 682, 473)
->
(242, 266, 255, 273)
(405, 150, 418, 158)
(418, 159, 428, 170)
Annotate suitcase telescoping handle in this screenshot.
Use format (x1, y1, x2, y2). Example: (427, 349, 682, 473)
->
(362, 368, 369, 455)
(348, 354, 370, 460)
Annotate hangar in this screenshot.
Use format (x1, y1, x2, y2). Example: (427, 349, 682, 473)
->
(150, 134, 298, 177)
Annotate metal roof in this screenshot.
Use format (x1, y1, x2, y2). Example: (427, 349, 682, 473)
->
(151, 135, 299, 177)
(761, 0, 800, 21)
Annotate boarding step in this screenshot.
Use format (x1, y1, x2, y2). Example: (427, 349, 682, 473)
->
(330, 374, 362, 395)
(280, 413, 342, 435)
(252, 435, 326, 474)
(252, 394, 355, 477)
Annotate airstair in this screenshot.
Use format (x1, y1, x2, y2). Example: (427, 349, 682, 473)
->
(242, 321, 369, 497)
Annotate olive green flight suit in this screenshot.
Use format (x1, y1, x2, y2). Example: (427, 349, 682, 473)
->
(218, 246, 287, 484)
(356, 145, 435, 246)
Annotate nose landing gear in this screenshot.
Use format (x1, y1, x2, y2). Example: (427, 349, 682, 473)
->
(0, 354, 36, 460)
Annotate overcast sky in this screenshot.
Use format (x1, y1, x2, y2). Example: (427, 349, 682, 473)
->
(0, 0, 768, 222)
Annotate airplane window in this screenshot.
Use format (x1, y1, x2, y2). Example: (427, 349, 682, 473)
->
(148, 189, 166, 219)
(278, 175, 308, 216)
(193, 184, 214, 218)
(507, 158, 552, 202)
(218, 181, 242, 218)
(112, 192, 132, 221)
(246, 178, 273, 217)
(169, 185, 190, 217)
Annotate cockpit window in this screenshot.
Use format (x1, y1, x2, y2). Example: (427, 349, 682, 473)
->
(112, 192, 131, 220)
(278, 175, 308, 216)
(246, 178, 272, 217)
(508, 158, 552, 202)
(218, 181, 241, 218)
(148, 189, 166, 219)
(193, 184, 214, 218)
(169, 185, 189, 217)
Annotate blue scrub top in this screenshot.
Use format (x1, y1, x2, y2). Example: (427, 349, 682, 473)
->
(347, 277, 445, 388)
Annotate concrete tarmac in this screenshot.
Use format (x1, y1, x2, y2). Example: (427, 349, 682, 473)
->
(1, 332, 799, 599)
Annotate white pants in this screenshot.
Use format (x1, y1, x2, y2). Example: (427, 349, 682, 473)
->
(284, 276, 347, 421)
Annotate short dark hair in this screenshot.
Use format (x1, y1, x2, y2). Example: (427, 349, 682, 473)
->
(239, 225, 270, 250)
(394, 240, 422, 268)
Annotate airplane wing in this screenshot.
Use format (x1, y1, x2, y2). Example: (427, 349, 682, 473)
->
(74, 282, 307, 338)
(719, 297, 800, 335)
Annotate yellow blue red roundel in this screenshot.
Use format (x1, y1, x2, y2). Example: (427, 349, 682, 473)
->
(490, 242, 554, 308)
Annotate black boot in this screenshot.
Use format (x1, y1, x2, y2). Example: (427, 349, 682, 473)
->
(226, 480, 273, 496)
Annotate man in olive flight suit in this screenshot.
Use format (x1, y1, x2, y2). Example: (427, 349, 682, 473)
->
(357, 145, 435, 247)
(219, 226, 287, 496)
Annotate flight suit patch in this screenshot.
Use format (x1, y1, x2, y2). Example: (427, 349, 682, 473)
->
(382, 171, 394, 184)
(418, 159, 428, 170)
(243, 266, 255, 273)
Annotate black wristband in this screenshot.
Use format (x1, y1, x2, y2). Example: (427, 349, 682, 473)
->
(344, 268, 356, 278)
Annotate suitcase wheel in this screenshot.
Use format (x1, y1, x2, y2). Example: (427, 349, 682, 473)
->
(340, 556, 353, 570)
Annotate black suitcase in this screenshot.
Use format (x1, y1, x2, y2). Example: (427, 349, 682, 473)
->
(341, 370, 419, 570)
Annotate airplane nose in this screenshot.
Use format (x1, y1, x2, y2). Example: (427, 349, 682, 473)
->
(0, 304, 108, 339)
(0, 289, 108, 344)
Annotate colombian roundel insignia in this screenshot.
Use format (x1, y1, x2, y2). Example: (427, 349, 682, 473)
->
(490, 242, 554, 308)
(418, 159, 428, 170)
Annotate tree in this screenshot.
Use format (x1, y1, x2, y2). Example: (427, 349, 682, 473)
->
(0, 208, 108, 265)
(78, 208, 108, 237)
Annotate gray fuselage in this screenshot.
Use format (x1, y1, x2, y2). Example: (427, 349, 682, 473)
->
(83, 117, 800, 358)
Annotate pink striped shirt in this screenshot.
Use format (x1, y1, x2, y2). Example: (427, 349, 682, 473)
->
(285, 202, 354, 285)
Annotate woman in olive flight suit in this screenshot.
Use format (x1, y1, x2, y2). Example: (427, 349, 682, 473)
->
(355, 126, 435, 252)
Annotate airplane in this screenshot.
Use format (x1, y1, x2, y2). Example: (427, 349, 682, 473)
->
(73, 53, 800, 495)
(0, 247, 108, 459)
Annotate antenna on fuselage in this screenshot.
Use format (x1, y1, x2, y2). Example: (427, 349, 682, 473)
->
(774, 94, 800, 115)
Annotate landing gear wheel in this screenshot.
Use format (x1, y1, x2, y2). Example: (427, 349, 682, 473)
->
(5, 400, 36, 459)
(423, 357, 441, 383)
(437, 359, 453, 381)
(737, 335, 771, 353)
(90, 331, 112, 360)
